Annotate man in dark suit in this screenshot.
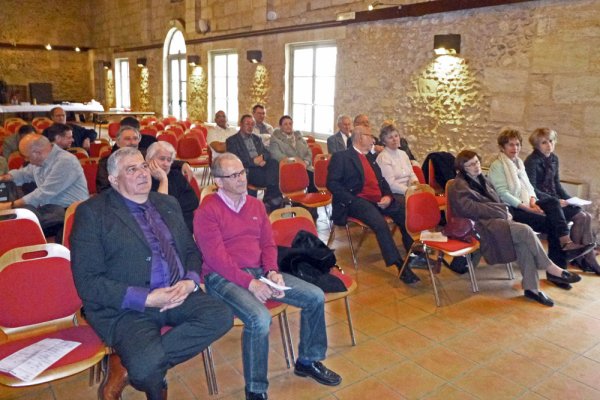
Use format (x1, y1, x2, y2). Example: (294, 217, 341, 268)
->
(44, 106, 97, 151)
(327, 114, 352, 154)
(326, 125, 420, 284)
(70, 147, 233, 400)
(226, 114, 282, 210)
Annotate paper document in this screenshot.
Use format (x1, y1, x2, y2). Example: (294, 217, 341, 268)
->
(566, 197, 592, 206)
(420, 231, 448, 242)
(0, 338, 81, 382)
(259, 277, 292, 291)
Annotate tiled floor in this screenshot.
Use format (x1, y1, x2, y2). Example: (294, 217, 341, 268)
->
(3, 211, 600, 400)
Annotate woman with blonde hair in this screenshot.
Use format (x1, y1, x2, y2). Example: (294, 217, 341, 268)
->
(525, 128, 599, 273)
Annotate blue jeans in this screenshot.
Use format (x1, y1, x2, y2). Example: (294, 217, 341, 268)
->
(204, 268, 327, 393)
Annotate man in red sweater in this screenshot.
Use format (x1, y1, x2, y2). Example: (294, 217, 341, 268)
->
(194, 153, 341, 400)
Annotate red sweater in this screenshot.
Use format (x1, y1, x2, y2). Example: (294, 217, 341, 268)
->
(194, 194, 278, 288)
(357, 151, 382, 203)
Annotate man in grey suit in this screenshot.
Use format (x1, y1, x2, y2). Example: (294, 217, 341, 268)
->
(327, 114, 352, 154)
(70, 147, 233, 400)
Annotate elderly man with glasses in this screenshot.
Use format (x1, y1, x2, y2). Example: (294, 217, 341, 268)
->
(194, 152, 341, 400)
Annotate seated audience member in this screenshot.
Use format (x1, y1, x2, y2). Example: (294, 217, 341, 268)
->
(525, 128, 599, 273)
(375, 123, 419, 253)
(226, 114, 282, 211)
(70, 147, 232, 400)
(488, 127, 594, 284)
(354, 114, 384, 153)
(120, 116, 156, 153)
(207, 110, 237, 155)
(326, 125, 420, 284)
(195, 153, 341, 400)
(97, 126, 192, 193)
(449, 150, 582, 306)
(381, 119, 417, 162)
(45, 123, 75, 150)
(44, 106, 97, 150)
(2, 124, 35, 159)
(0, 134, 88, 235)
(146, 141, 199, 232)
(327, 114, 353, 154)
(269, 115, 317, 192)
(251, 104, 274, 146)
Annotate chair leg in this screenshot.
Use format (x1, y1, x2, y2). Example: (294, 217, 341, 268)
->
(201, 346, 218, 395)
(278, 310, 295, 368)
(424, 247, 442, 307)
(327, 224, 336, 247)
(466, 254, 479, 292)
(506, 262, 515, 280)
(345, 224, 359, 269)
(397, 243, 418, 277)
(344, 297, 357, 346)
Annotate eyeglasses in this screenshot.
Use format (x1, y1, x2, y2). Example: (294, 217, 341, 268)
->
(124, 163, 150, 175)
(215, 169, 247, 179)
(464, 159, 481, 168)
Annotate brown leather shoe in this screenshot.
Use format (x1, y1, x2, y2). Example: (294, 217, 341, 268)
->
(98, 354, 129, 400)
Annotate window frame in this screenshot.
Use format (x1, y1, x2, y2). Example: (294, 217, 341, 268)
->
(209, 50, 239, 127)
(114, 58, 131, 110)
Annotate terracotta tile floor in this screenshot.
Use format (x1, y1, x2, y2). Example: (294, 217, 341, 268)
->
(3, 210, 600, 400)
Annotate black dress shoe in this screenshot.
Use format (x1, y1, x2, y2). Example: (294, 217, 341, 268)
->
(398, 265, 421, 284)
(546, 270, 582, 285)
(562, 242, 595, 262)
(580, 258, 600, 275)
(524, 290, 554, 307)
(571, 258, 593, 272)
(245, 389, 268, 400)
(294, 361, 342, 386)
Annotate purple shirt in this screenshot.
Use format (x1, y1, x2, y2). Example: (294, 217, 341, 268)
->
(120, 196, 199, 311)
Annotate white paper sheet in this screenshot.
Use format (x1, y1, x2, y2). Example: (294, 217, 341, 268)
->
(259, 277, 292, 291)
(566, 197, 592, 206)
(0, 338, 81, 382)
(420, 231, 448, 242)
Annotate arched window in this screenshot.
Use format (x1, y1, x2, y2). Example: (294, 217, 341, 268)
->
(164, 28, 187, 120)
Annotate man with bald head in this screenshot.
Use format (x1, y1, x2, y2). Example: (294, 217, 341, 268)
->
(0, 134, 88, 235)
(43, 106, 97, 150)
(207, 110, 237, 155)
(327, 125, 420, 284)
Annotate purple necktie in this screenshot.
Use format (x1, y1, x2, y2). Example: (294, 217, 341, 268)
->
(140, 204, 181, 285)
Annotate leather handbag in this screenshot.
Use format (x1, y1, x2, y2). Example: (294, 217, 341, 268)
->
(442, 217, 477, 243)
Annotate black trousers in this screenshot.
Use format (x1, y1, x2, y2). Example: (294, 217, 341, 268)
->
(247, 158, 281, 202)
(347, 196, 413, 266)
(509, 197, 578, 268)
(110, 291, 233, 398)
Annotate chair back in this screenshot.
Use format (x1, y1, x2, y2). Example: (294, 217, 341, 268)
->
(200, 184, 218, 204)
(412, 165, 426, 184)
(67, 147, 89, 160)
(89, 140, 111, 158)
(444, 179, 456, 222)
(313, 154, 330, 192)
(269, 207, 318, 246)
(166, 125, 184, 138)
(0, 208, 46, 257)
(141, 116, 157, 126)
(140, 127, 158, 137)
(5, 120, 25, 134)
(107, 122, 120, 140)
(62, 201, 82, 249)
(33, 119, 53, 132)
(0, 244, 77, 331)
(177, 135, 203, 159)
(157, 131, 178, 148)
(305, 135, 316, 144)
(80, 159, 99, 194)
(279, 157, 309, 195)
(4, 118, 26, 130)
(405, 190, 441, 235)
(7, 151, 24, 169)
(189, 177, 201, 201)
(309, 144, 324, 163)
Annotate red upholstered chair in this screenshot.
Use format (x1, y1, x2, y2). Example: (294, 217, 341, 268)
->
(7, 151, 24, 170)
(278, 157, 331, 210)
(412, 165, 426, 184)
(80, 158, 99, 195)
(269, 207, 357, 345)
(157, 131, 178, 148)
(412, 165, 445, 210)
(67, 147, 89, 160)
(176, 135, 210, 184)
(32, 118, 52, 133)
(107, 122, 120, 140)
(400, 187, 480, 306)
(0, 208, 46, 257)
(305, 135, 316, 144)
(62, 201, 82, 250)
(140, 126, 158, 137)
(4, 118, 26, 130)
(5, 120, 25, 134)
(0, 244, 105, 388)
(89, 139, 111, 158)
(166, 125, 184, 139)
(189, 177, 201, 201)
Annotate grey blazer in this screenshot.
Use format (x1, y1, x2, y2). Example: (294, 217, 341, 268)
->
(70, 189, 202, 344)
(327, 131, 349, 154)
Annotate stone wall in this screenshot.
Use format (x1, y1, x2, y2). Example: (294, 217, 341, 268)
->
(0, 0, 94, 102)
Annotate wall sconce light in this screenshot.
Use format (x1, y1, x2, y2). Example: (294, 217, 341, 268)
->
(103, 61, 112, 70)
(434, 34, 461, 55)
(187, 55, 201, 66)
(367, 1, 402, 11)
(137, 57, 147, 67)
(45, 44, 52, 51)
(247, 50, 262, 63)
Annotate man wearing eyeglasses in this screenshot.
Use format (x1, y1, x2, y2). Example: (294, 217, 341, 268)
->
(327, 125, 421, 284)
(195, 152, 341, 400)
(70, 147, 233, 400)
(226, 114, 282, 212)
